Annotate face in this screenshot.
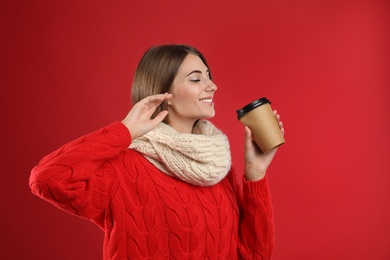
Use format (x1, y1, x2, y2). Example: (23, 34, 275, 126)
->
(168, 54, 217, 129)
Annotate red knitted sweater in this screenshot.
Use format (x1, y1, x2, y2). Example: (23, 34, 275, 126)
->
(29, 121, 274, 259)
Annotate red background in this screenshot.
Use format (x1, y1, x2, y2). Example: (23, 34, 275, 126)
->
(2, 0, 389, 259)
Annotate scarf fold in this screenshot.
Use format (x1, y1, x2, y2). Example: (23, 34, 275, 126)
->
(130, 120, 231, 186)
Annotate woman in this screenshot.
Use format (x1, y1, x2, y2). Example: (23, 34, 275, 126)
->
(30, 44, 284, 259)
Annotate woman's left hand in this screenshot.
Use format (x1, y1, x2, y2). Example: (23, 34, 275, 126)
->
(244, 110, 284, 181)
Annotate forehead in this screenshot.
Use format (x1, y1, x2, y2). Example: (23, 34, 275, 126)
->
(178, 54, 208, 73)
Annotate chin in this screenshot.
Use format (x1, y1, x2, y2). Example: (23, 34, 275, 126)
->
(196, 108, 215, 120)
(203, 112, 215, 119)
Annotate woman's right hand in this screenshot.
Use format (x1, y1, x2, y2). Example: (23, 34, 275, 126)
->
(121, 93, 172, 139)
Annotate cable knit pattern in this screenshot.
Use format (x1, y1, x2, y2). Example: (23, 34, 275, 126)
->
(130, 120, 231, 186)
(29, 121, 275, 259)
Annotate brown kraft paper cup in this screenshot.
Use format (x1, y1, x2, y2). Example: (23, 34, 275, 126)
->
(236, 97, 285, 153)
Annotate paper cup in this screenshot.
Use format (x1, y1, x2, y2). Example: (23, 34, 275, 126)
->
(236, 97, 285, 153)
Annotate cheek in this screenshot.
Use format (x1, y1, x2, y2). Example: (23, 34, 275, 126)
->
(172, 96, 193, 110)
(173, 88, 197, 103)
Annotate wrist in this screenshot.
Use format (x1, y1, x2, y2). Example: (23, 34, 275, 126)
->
(244, 166, 266, 181)
(121, 120, 138, 139)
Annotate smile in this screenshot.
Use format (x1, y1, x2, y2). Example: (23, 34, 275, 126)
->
(200, 98, 213, 103)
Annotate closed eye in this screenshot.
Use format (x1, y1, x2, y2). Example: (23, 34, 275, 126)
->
(186, 69, 210, 78)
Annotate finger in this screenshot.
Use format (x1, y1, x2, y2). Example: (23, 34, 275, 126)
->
(150, 110, 169, 125)
(144, 93, 172, 106)
(150, 93, 172, 101)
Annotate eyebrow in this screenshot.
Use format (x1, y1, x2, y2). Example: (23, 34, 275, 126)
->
(186, 69, 210, 77)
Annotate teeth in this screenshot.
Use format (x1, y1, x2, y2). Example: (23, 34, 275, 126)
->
(200, 98, 212, 103)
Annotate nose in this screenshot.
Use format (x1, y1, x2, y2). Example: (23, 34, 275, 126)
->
(205, 80, 217, 92)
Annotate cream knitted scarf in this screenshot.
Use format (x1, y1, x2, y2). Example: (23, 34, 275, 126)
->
(130, 120, 231, 186)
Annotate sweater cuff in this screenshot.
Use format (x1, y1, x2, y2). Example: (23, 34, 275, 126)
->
(242, 175, 270, 197)
(107, 121, 132, 147)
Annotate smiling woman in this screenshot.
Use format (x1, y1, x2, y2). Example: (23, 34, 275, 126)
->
(168, 54, 217, 133)
(29, 44, 284, 259)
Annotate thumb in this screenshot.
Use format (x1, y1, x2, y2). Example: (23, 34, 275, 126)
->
(244, 126, 253, 148)
(150, 110, 169, 126)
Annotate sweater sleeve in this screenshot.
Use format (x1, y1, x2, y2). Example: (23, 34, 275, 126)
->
(234, 173, 275, 259)
(29, 121, 131, 224)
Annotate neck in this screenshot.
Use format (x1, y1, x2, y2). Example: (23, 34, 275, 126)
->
(168, 119, 196, 134)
